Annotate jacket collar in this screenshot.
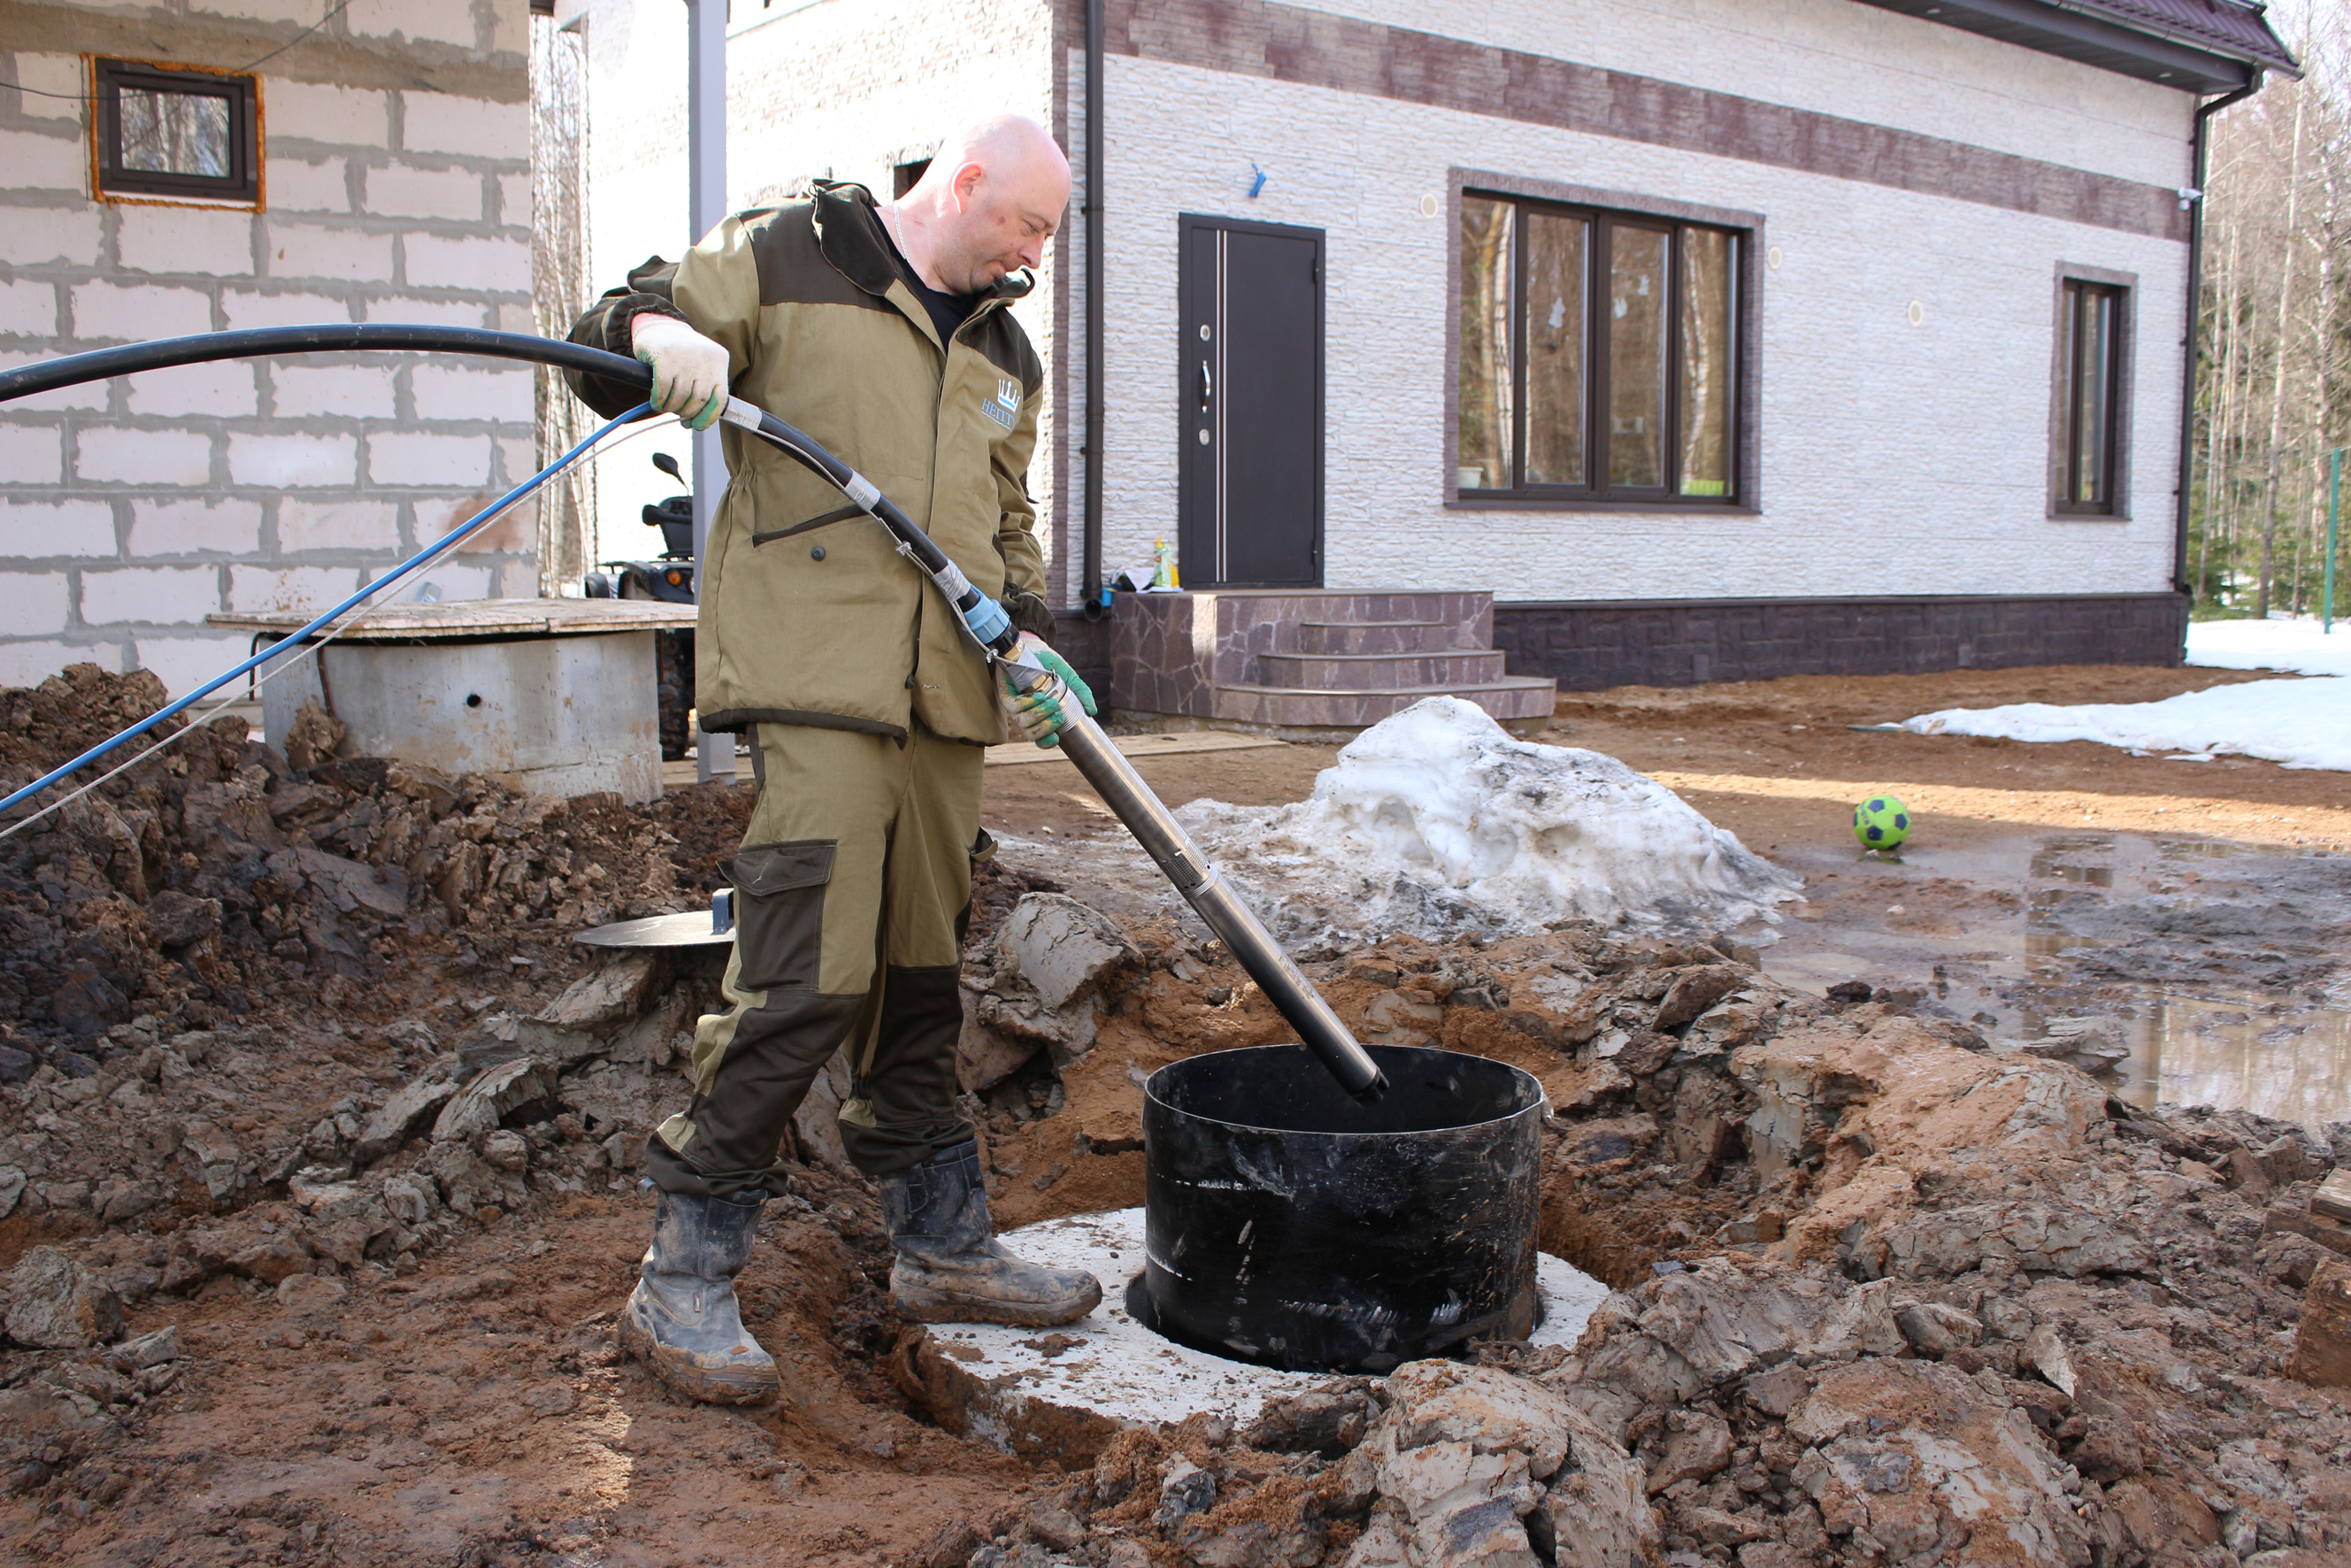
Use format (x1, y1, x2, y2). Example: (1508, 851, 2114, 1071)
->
(809, 180, 1034, 307)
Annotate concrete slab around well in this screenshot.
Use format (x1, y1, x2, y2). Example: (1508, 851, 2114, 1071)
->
(915, 1208, 1609, 1458)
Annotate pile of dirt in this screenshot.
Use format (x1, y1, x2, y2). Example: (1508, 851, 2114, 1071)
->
(0, 664, 756, 1057)
(911, 897, 2351, 1568)
(6, 665, 2351, 1567)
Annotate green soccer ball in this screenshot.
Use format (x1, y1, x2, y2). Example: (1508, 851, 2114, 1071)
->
(1853, 795, 1911, 851)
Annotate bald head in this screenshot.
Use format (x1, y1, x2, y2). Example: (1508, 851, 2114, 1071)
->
(884, 113, 1071, 294)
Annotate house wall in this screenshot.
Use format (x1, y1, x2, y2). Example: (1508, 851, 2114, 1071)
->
(565, 0, 2206, 669)
(570, 0, 1062, 591)
(1079, 0, 2196, 607)
(0, 2, 533, 698)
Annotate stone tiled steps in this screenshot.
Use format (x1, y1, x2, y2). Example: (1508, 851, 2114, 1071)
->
(1256, 648, 1508, 690)
(1294, 619, 1463, 655)
(1106, 588, 1559, 734)
(1213, 676, 1557, 729)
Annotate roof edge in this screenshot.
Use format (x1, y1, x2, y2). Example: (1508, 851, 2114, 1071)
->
(1850, 0, 2298, 92)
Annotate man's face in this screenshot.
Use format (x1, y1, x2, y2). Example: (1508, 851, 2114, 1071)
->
(936, 161, 1068, 292)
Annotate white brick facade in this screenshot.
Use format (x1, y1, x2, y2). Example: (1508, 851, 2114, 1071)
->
(575, 0, 2207, 617)
(0, 4, 533, 696)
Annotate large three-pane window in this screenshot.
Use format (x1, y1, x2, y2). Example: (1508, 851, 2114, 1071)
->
(1457, 192, 1741, 503)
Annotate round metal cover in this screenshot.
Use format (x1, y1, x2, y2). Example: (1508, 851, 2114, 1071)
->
(572, 910, 733, 949)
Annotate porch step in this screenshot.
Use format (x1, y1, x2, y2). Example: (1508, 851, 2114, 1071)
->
(1293, 619, 1459, 656)
(1256, 649, 1507, 690)
(1210, 675, 1558, 731)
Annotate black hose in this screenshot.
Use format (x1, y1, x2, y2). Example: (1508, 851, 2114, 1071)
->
(0, 323, 640, 405)
(0, 324, 1383, 1100)
(0, 323, 1003, 648)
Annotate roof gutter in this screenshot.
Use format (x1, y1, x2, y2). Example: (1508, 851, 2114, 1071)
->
(2040, 0, 2301, 77)
(2174, 71, 2263, 604)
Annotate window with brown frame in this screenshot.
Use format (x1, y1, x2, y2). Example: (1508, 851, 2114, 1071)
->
(1457, 191, 1741, 503)
(91, 58, 260, 204)
(2054, 278, 2126, 514)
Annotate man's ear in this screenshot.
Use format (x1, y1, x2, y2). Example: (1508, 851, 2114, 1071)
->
(950, 159, 987, 213)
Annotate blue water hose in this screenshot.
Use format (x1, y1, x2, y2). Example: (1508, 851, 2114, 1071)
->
(0, 404, 657, 826)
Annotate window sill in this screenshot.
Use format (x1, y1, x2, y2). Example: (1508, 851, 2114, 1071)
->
(2046, 509, 2132, 523)
(1446, 497, 1762, 516)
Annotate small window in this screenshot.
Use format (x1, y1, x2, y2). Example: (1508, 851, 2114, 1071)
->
(892, 158, 931, 198)
(1457, 190, 1742, 503)
(2055, 278, 2126, 514)
(92, 58, 260, 205)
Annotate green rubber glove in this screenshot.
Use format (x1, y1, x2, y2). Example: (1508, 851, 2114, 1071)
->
(998, 633, 1097, 749)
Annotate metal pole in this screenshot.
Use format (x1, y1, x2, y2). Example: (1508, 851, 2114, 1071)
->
(1081, 0, 1106, 619)
(683, 0, 733, 782)
(2327, 449, 2341, 634)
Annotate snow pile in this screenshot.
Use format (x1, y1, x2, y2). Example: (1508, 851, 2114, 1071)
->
(1174, 697, 1800, 950)
(2186, 615, 2351, 678)
(1902, 677, 2350, 771)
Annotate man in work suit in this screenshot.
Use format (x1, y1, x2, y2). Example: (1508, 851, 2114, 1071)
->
(565, 115, 1101, 1406)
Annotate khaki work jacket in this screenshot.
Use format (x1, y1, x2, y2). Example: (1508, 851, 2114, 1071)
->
(565, 181, 1053, 746)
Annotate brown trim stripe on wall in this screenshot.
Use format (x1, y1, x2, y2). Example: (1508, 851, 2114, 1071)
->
(1103, 0, 2190, 242)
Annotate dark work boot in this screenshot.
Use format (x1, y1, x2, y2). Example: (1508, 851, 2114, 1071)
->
(879, 1140, 1103, 1326)
(618, 1188, 780, 1405)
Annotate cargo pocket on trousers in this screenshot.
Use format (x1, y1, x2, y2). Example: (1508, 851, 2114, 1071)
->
(732, 840, 835, 991)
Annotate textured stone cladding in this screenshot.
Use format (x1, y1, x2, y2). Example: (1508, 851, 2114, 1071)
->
(1100, 589, 1555, 729)
(0, 11, 532, 697)
(578, 0, 1061, 591)
(1491, 592, 2190, 691)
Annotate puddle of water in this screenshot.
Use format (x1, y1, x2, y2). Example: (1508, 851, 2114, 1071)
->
(1761, 830, 2351, 1134)
(2119, 990, 2351, 1130)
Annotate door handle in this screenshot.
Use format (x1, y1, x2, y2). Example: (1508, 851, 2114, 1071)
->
(1199, 361, 1212, 411)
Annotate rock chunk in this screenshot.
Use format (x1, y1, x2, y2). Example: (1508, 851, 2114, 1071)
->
(431, 1057, 558, 1144)
(1000, 893, 1136, 1011)
(4, 1246, 126, 1349)
(1244, 1384, 1377, 1457)
(352, 1066, 462, 1163)
(2288, 1256, 2351, 1387)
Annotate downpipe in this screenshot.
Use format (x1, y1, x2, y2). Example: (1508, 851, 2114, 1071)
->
(0, 325, 1387, 1103)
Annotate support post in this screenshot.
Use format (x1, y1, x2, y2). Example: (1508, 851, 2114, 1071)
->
(1081, 0, 1106, 619)
(685, 0, 734, 781)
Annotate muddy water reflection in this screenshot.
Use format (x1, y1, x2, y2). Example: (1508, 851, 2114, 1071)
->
(2126, 990, 2351, 1129)
(1761, 829, 2351, 1134)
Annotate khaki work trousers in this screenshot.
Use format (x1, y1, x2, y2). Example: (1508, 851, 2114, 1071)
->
(648, 721, 984, 1196)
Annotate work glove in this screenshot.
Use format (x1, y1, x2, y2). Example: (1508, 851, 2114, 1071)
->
(631, 312, 730, 431)
(997, 633, 1096, 749)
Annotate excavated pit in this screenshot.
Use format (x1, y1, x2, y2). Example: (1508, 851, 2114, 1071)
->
(1137, 1043, 1548, 1373)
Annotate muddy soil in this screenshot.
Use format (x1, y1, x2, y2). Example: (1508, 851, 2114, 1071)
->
(4, 660, 2350, 1568)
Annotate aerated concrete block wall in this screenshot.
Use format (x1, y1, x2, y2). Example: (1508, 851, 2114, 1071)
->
(0, 4, 533, 697)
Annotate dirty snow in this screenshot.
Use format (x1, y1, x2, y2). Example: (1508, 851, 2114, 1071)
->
(1901, 675, 2351, 772)
(1174, 697, 1800, 951)
(2187, 613, 2351, 678)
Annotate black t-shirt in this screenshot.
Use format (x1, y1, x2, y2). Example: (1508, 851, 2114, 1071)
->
(876, 213, 980, 344)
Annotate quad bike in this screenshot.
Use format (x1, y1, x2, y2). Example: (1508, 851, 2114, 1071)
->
(585, 451, 696, 761)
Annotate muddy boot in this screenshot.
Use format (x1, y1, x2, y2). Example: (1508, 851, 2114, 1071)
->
(618, 1188, 780, 1405)
(880, 1140, 1103, 1326)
